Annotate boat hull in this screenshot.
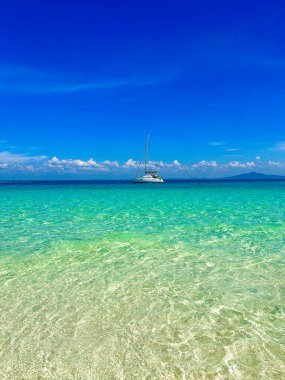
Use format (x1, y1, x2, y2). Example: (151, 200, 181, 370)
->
(133, 177, 164, 183)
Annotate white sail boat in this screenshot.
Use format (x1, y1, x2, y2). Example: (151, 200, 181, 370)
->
(133, 134, 164, 183)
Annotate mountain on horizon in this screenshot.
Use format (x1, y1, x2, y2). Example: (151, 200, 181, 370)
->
(222, 171, 285, 180)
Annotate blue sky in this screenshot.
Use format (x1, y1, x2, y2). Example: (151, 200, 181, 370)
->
(1, 0, 285, 179)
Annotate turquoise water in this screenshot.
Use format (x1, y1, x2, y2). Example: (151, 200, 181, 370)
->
(0, 181, 284, 379)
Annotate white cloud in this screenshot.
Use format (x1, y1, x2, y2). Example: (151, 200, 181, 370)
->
(123, 159, 138, 168)
(0, 154, 189, 173)
(45, 157, 108, 171)
(172, 159, 181, 167)
(26, 165, 36, 172)
(0, 162, 39, 172)
(226, 161, 255, 168)
(268, 160, 285, 168)
(1, 149, 285, 178)
(123, 158, 188, 171)
(192, 160, 218, 168)
(0, 151, 47, 163)
(102, 160, 119, 167)
(154, 160, 183, 168)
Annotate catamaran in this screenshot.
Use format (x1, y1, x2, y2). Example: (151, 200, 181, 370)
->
(133, 134, 164, 183)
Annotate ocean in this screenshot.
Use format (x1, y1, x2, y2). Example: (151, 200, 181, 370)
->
(0, 180, 284, 379)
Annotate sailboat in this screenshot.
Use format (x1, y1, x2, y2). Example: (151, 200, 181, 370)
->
(133, 134, 164, 183)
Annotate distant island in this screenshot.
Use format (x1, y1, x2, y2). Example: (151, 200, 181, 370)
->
(221, 171, 285, 180)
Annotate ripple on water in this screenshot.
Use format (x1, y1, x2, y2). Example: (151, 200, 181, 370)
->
(0, 182, 285, 379)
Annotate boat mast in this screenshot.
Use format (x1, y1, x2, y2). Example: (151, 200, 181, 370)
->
(145, 133, 149, 173)
(136, 161, 141, 177)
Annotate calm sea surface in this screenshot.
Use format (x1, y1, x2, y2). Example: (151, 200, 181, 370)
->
(0, 181, 284, 379)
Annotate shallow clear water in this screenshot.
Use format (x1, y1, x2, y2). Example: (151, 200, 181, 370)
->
(0, 181, 284, 379)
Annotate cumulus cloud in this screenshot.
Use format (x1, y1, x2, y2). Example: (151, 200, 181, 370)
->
(45, 157, 108, 171)
(122, 159, 186, 170)
(42, 156, 190, 173)
(123, 159, 138, 168)
(173, 159, 181, 167)
(1, 149, 285, 178)
(192, 160, 218, 168)
(225, 161, 255, 168)
(102, 160, 119, 167)
(149, 160, 188, 169)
